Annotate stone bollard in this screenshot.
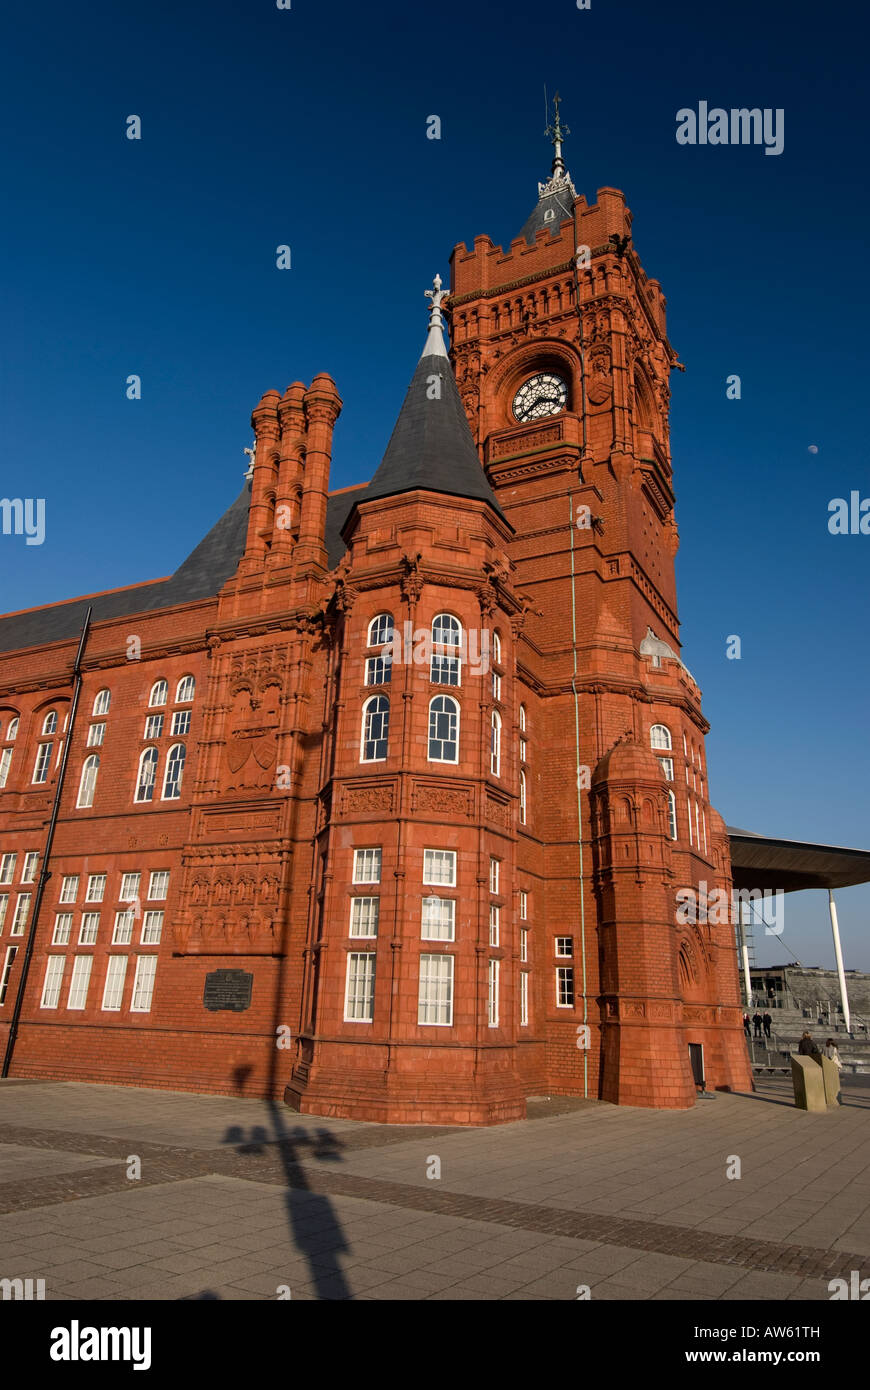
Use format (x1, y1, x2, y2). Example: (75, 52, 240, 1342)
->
(791, 1055, 827, 1112)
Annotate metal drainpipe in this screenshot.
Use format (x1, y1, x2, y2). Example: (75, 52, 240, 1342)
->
(2, 605, 91, 1078)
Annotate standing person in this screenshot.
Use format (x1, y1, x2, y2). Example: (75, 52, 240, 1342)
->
(798, 1031, 816, 1056)
(753, 1011, 763, 1038)
(743, 1013, 751, 1037)
(825, 1039, 845, 1104)
(763, 1011, 772, 1039)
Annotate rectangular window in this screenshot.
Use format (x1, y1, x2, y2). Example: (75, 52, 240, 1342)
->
(659, 757, 674, 781)
(67, 955, 93, 1010)
(171, 710, 191, 737)
(79, 912, 100, 945)
(86, 874, 106, 903)
(144, 714, 164, 740)
(11, 893, 31, 936)
(141, 910, 163, 945)
(491, 671, 501, 702)
(418, 954, 453, 1026)
(365, 655, 392, 686)
(489, 857, 500, 894)
(0, 895, 8, 933)
(40, 956, 65, 1009)
(352, 849, 382, 885)
(0, 946, 18, 1004)
(60, 874, 79, 903)
(520, 971, 529, 1026)
(102, 956, 128, 1011)
(0, 748, 12, 788)
(33, 743, 52, 783)
(130, 956, 157, 1012)
(430, 653, 460, 686)
(87, 723, 105, 747)
(489, 904, 500, 947)
(487, 958, 499, 1027)
(555, 936, 573, 958)
(556, 966, 575, 1008)
(112, 910, 135, 945)
(52, 912, 73, 945)
(421, 896, 455, 941)
(22, 851, 39, 883)
(687, 795, 693, 846)
(0, 853, 16, 884)
(520, 927, 528, 963)
(422, 849, 456, 887)
(349, 898, 379, 938)
(344, 952, 375, 1022)
(120, 872, 141, 902)
(519, 890, 528, 920)
(519, 737, 527, 763)
(702, 810, 708, 858)
(148, 871, 170, 901)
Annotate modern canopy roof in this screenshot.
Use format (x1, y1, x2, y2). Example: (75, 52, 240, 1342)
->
(727, 826, 870, 893)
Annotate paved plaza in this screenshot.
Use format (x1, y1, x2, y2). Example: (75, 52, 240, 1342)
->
(1, 1076, 868, 1301)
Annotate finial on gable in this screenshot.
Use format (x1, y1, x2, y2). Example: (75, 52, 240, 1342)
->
(421, 273, 449, 359)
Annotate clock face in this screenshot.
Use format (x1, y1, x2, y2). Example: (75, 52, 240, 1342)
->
(512, 372, 567, 423)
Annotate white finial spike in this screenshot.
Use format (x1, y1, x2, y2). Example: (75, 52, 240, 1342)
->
(422, 273, 449, 359)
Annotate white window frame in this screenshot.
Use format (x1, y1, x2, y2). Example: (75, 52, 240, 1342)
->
(42, 710, 58, 735)
(0, 894, 7, 933)
(0, 853, 16, 885)
(352, 849, 382, 885)
(40, 956, 66, 1009)
(85, 874, 106, 903)
(87, 722, 106, 748)
(418, 954, 454, 1026)
(59, 874, 79, 903)
(555, 936, 574, 958)
(175, 675, 195, 704)
(130, 955, 157, 1012)
(365, 654, 392, 686)
(77, 754, 99, 808)
(349, 897, 379, 939)
(667, 790, 678, 841)
(519, 889, 527, 920)
(430, 613, 462, 687)
(490, 710, 501, 776)
(556, 965, 575, 1008)
(650, 723, 672, 751)
(360, 696, 390, 763)
(52, 912, 73, 945)
(22, 851, 39, 883)
(0, 946, 19, 1004)
(101, 955, 128, 1012)
(5, 716, 19, 740)
(519, 771, 527, 824)
(0, 747, 12, 788)
(149, 680, 168, 708)
(171, 710, 191, 737)
(67, 955, 93, 1010)
(144, 715, 164, 740)
(367, 614, 393, 649)
(487, 958, 499, 1027)
(92, 689, 111, 716)
(161, 743, 186, 800)
(11, 893, 31, 936)
(421, 896, 455, 941)
(489, 904, 500, 947)
(135, 747, 158, 802)
(343, 952, 375, 1022)
(520, 927, 528, 964)
(141, 910, 163, 945)
(147, 871, 170, 901)
(428, 695, 459, 764)
(422, 849, 456, 887)
(489, 857, 500, 894)
(32, 742, 52, 784)
(520, 971, 529, 1026)
(120, 872, 141, 902)
(79, 912, 100, 945)
(112, 910, 135, 945)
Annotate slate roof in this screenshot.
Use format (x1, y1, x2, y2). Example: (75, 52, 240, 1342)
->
(359, 352, 505, 520)
(0, 482, 364, 656)
(518, 183, 576, 245)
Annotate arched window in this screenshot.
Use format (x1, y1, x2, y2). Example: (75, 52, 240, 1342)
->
(361, 697, 390, 762)
(367, 614, 394, 648)
(492, 631, 502, 665)
(32, 742, 52, 783)
(650, 724, 672, 751)
(92, 689, 111, 716)
(175, 676, 195, 704)
(134, 747, 158, 803)
(76, 754, 99, 809)
(430, 614, 462, 686)
(519, 770, 527, 825)
(162, 744, 186, 800)
(42, 710, 58, 735)
(7, 716, 19, 740)
(666, 789, 678, 840)
(519, 704, 526, 733)
(490, 710, 502, 777)
(149, 680, 168, 708)
(428, 696, 459, 763)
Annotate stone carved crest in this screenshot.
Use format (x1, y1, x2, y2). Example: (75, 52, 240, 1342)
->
(586, 348, 613, 405)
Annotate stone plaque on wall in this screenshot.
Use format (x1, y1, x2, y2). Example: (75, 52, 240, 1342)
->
(203, 969, 253, 1012)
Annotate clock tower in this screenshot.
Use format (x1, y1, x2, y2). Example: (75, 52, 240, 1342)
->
(447, 99, 751, 1107)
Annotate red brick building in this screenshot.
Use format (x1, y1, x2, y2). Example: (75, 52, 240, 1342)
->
(0, 115, 751, 1122)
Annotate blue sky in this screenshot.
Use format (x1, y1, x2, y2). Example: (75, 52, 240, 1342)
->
(2, 0, 868, 970)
